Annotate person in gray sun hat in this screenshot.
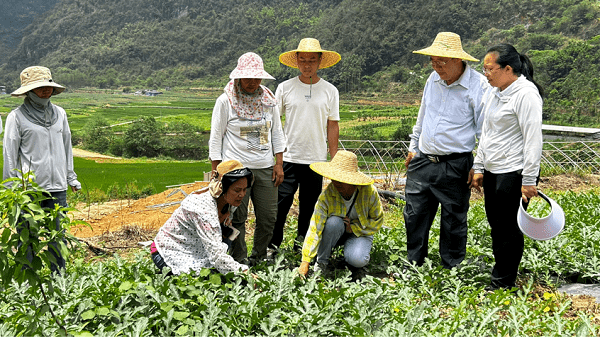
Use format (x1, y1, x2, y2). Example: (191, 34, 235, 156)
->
(3, 66, 81, 274)
(403, 32, 489, 270)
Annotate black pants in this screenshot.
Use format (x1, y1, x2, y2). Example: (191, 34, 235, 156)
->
(403, 154, 472, 268)
(269, 162, 323, 248)
(483, 170, 525, 288)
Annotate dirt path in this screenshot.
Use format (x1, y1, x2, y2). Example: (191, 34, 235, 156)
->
(72, 148, 120, 159)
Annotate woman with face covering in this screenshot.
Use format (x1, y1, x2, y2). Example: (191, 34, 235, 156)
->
(472, 44, 544, 290)
(3, 66, 81, 274)
(151, 160, 254, 275)
(208, 52, 286, 265)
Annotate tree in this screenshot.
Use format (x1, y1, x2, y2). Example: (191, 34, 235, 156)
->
(123, 116, 161, 157)
(82, 116, 113, 153)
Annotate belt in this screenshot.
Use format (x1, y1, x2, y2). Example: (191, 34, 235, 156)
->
(423, 152, 472, 163)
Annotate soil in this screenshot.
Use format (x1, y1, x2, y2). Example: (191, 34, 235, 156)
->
(69, 173, 600, 250)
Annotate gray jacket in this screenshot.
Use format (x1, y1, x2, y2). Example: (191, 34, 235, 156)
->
(3, 104, 81, 192)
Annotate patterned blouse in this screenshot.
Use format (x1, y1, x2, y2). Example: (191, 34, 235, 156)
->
(154, 191, 248, 275)
(302, 183, 384, 263)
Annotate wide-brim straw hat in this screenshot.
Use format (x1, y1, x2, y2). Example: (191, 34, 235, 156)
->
(310, 150, 373, 186)
(11, 66, 65, 97)
(279, 38, 341, 69)
(229, 52, 275, 80)
(413, 32, 479, 62)
(209, 159, 253, 198)
(517, 191, 565, 241)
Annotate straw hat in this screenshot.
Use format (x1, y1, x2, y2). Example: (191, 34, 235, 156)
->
(11, 66, 65, 97)
(413, 32, 479, 62)
(279, 38, 341, 69)
(517, 191, 565, 241)
(215, 160, 245, 177)
(229, 52, 275, 80)
(209, 159, 253, 198)
(310, 150, 373, 186)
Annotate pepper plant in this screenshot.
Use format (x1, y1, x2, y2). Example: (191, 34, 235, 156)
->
(0, 171, 87, 335)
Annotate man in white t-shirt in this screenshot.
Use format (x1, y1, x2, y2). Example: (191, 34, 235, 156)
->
(269, 38, 341, 252)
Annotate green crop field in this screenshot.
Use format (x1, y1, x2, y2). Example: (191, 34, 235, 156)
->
(72, 157, 211, 193)
(1, 90, 419, 140)
(1, 188, 599, 335)
(0, 90, 220, 132)
(0, 155, 211, 198)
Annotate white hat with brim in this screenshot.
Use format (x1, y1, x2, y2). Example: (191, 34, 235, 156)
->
(11, 66, 65, 97)
(517, 191, 565, 241)
(310, 150, 374, 186)
(279, 38, 341, 69)
(229, 52, 275, 80)
(413, 32, 479, 62)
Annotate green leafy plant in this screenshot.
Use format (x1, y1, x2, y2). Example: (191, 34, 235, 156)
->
(0, 170, 88, 335)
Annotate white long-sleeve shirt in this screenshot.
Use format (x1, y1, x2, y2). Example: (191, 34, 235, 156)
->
(3, 104, 81, 191)
(209, 93, 286, 169)
(409, 64, 488, 155)
(474, 75, 543, 185)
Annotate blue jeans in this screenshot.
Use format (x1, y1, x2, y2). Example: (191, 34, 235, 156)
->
(316, 216, 374, 268)
(17, 190, 68, 274)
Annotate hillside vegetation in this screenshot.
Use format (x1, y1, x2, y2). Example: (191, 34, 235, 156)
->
(0, 0, 599, 126)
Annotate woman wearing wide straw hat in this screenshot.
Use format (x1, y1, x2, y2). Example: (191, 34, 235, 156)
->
(208, 52, 285, 265)
(3, 66, 81, 274)
(152, 160, 253, 275)
(297, 151, 384, 280)
(269, 38, 342, 253)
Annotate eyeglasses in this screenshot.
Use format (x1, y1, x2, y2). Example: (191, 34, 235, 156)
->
(430, 58, 449, 67)
(482, 66, 501, 75)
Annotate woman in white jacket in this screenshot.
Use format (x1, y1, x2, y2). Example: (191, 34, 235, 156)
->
(472, 44, 544, 290)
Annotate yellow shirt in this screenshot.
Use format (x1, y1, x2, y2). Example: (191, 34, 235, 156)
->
(302, 183, 384, 263)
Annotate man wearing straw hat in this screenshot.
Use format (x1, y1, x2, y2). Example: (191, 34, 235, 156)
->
(269, 38, 342, 253)
(3, 66, 81, 274)
(403, 32, 488, 269)
(297, 150, 384, 280)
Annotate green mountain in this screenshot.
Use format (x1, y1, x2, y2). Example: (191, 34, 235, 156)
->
(1, 0, 599, 122)
(0, 0, 58, 62)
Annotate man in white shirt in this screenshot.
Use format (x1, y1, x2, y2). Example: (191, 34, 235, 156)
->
(269, 38, 341, 252)
(404, 32, 489, 269)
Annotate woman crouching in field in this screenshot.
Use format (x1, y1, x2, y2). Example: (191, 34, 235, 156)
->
(150, 160, 253, 275)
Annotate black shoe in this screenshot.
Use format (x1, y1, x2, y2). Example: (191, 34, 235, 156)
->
(313, 262, 332, 278)
(485, 280, 517, 292)
(349, 265, 367, 282)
